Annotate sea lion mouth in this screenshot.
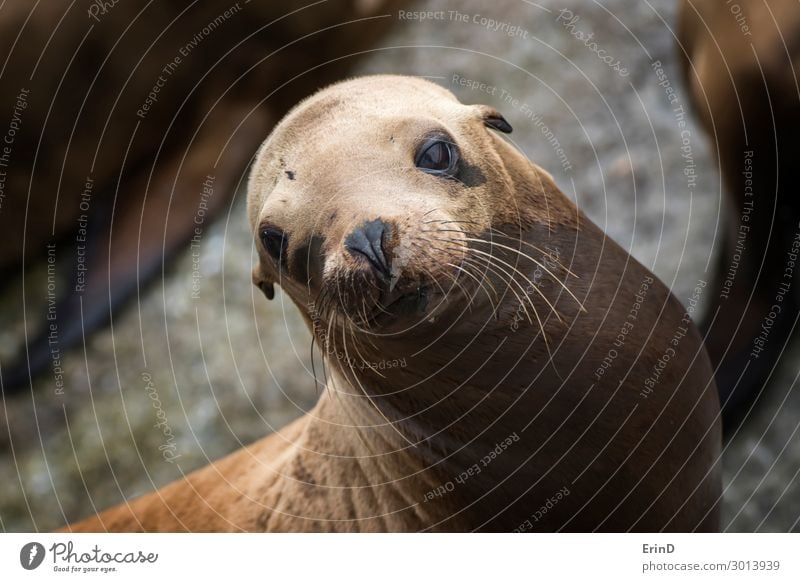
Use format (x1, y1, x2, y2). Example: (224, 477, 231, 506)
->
(308, 272, 433, 333)
(368, 284, 430, 327)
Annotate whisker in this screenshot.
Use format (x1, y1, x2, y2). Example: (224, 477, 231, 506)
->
(349, 322, 385, 379)
(433, 229, 585, 313)
(339, 323, 416, 447)
(445, 262, 499, 315)
(488, 227, 579, 278)
(431, 237, 558, 361)
(430, 231, 585, 316)
(459, 241, 565, 324)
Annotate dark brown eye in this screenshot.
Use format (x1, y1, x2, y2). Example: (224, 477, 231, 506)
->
(415, 138, 458, 176)
(260, 227, 287, 262)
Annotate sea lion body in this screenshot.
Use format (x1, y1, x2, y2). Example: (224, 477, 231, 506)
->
(66, 76, 721, 532)
(0, 0, 405, 389)
(679, 0, 800, 427)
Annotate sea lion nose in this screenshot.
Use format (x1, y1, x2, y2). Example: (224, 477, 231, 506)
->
(345, 218, 391, 278)
(260, 226, 287, 262)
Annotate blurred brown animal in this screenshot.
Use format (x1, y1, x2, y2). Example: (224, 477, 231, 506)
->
(678, 0, 800, 430)
(0, 0, 407, 391)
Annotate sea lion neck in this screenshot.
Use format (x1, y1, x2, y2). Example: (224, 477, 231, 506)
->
(306, 361, 565, 531)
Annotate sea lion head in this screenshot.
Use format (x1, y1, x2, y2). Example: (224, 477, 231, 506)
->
(247, 75, 566, 345)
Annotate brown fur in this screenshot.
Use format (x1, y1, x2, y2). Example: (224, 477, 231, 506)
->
(65, 76, 721, 532)
(1, 0, 407, 389)
(678, 0, 800, 426)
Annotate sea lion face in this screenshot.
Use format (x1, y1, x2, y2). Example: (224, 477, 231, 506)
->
(247, 75, 518, 336)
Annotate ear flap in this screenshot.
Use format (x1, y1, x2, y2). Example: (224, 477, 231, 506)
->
(477, 105, 513, 134)
(252, 265, 275, 300)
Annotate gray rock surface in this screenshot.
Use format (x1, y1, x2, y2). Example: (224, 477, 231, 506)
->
(1, 0, 797, 531)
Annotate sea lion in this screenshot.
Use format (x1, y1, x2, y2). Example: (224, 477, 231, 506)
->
(0, 0, 406, 391)
(678, 0, 800, 430)
(64, 75, 721, 532)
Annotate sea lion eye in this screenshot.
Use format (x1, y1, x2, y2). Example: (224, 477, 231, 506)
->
(415, 138, 458, 176)
(260, 226, 287, 262)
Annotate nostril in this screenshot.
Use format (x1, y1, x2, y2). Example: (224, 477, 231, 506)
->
(345, 219, 391, 278)
(260, 226, 288, 262)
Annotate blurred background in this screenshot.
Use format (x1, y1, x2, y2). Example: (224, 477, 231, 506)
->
(0, 0, 797, 531)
